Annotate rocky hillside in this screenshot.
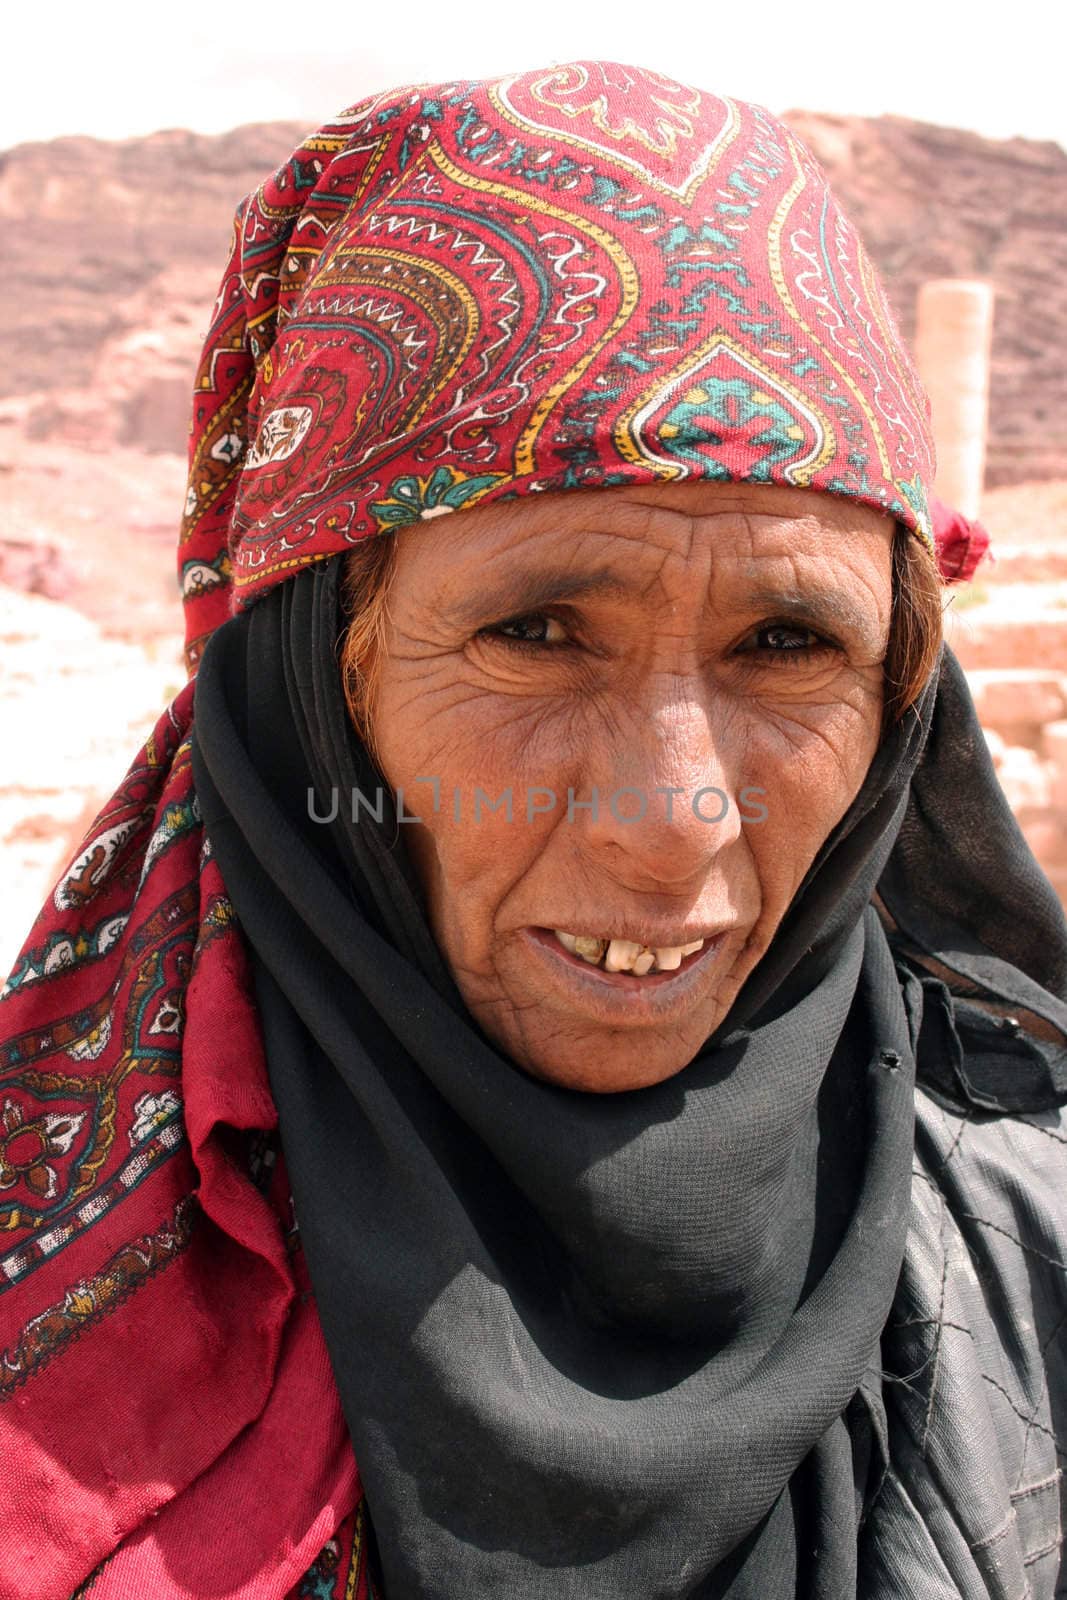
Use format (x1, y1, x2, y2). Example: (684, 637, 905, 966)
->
(2, 112, 1065, 484)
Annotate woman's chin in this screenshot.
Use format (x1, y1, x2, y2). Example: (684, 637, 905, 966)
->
(451, 927, 759, 1092)
(515, 1046, 696, 1094)
(475, 1001, 725, 1094)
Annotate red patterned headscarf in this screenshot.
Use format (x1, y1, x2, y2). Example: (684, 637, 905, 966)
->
(182, 58, 936, 670)
(3, 63, 940, 1600)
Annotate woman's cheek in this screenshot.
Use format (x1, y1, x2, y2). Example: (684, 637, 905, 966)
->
(740, 697, 880, 853)
(380, 681, 576, 895)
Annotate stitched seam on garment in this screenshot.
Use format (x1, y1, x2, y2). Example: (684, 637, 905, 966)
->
(1016, 1117, 1067, 1147)
(1011, 1471, 1064, 1504)
(982, 1371, 1067, 1465)
(1013, 1304, 1067, 1495)
(1023, 1533, 1066, 1567)
(957, 1211, 1067, 1272)
(896, 1415, 1034, 1600)
(892, 1315, 974, 1337)
(920, 1187, 953, 1457)
(969, 1511, 1019, 1553)
(939, 1110, 970, 1171)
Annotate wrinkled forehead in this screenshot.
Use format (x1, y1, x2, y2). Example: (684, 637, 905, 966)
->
(386, 481, 897, 654)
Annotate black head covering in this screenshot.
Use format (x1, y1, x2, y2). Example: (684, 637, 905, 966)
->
(190, 557, 1067, 1599)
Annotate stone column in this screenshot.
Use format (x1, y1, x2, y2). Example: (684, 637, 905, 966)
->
(914, 279, 995, 518)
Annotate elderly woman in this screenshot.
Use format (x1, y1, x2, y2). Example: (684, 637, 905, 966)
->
(2, 61, 1065, 1600)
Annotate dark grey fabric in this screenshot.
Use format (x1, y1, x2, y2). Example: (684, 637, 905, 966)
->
(191, 558, 1067, 1597)
(860, 1090, 1067, 1597)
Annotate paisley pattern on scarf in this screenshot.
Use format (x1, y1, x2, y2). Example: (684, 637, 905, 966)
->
(0, 61, 947, 1600)
(180, 59, 935, 670)
(1, 688, 360, 1595)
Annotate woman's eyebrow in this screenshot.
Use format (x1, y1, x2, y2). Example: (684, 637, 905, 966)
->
(744, 585, 883, 647)
(443, 569, 636, 626)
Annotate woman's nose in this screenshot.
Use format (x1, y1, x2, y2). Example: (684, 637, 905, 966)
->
(572, 687, 746, 888)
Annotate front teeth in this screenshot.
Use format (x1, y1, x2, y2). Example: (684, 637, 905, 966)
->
(604, 939, 642, 973)
(553, 931, 705, 974)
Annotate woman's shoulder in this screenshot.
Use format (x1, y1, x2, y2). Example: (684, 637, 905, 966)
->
(911, 1081, 1067, 1269)
(909, 1084, 1067, 1344)
(863, 1087, 1067, 1596)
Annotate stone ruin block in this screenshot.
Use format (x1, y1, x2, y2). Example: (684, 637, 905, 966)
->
(967, 669, 1067, 749)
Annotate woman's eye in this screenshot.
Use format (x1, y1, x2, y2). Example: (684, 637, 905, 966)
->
(739, 622, 838, 661)
(482, 613, 568, 647)
(759, 624, 819, 651)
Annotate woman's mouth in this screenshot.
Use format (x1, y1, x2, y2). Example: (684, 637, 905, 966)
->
(516, 925, 733, 1030)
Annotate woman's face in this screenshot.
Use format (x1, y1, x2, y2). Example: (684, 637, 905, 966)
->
(371, 481, 894, 1092)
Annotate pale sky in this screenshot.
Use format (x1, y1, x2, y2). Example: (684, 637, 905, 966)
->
(5, 0, 1066, 151)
